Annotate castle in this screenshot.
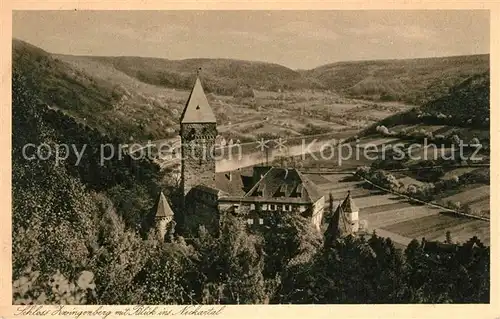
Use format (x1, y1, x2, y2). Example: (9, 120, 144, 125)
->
(154, 76, 359, 241)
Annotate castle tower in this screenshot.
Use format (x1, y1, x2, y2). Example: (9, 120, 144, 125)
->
(154, 191, 175, 241)
(340, 190, 359, 233)
(180, 75, 217, 197)
(324, 193, 351, 247)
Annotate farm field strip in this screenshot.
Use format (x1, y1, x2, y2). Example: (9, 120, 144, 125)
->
(356, 137, 401, 147)
(422, 219, 490, 242)
(303, 174, 334, 185)
(442, 167, 479, 179)
(382, 214, 477, 239)
(390, 124, 419, 133)
(315, 181, 363, 191)
(314, 172, 490, 246)
(470, 198, 490, 212)
(320, 187, 371, 198)
(364, 227, 412, 247)
(321, 174, 358, 183)
(440, 185, 490, 204)
(405, 147, 454, 163)
(431, 223, 490, 246)
(352, 193, 409, 209)
(364, 207, 440, 229)
(361, 201, 414, 214)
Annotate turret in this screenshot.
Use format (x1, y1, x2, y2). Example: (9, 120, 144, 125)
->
(324, 193, 352, 247)
(154, 191, 175, 241)
(340, 190, 359, 233)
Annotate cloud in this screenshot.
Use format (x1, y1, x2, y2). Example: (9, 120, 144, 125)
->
(223, 30, 272, 42)
(272, 21, 339, 41)
(102, 23, 189, 44)
(348, 23, 437, 40)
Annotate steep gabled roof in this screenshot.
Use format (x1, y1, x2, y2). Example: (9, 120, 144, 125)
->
(243, 167, 322, 203)
(156, 191, 174, 218)
(214, 167, 254, 197)
(340, 190, 358, 213)
(180, 77, 217, 124)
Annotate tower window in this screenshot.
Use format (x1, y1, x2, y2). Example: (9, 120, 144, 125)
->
(259, 218, 264, 225)
(247, 219, 254, 225)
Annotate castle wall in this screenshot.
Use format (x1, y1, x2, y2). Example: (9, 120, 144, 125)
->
(311, 196, 325, 231)
(184, 187, 220, 235)
(346, 211, 359, 233)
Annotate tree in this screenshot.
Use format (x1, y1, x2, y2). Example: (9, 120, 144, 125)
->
(452, 134, 462, 146)
(190, 215, 268, 304)
(260, 211, 322, 279)
(13, 269, 96, 305)
(469, 137, 480, 146)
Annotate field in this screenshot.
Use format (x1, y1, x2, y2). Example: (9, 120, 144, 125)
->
(304, 172, 490, 247)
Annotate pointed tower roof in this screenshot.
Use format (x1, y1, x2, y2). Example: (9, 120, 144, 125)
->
(180, 77, 216, 124)
(330, 203, 352, 236)
(324, 195, 352, 246)
(155, 191, 174, 218)
(340, 190, 358, 213)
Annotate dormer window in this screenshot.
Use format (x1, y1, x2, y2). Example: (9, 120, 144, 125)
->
(254, 184, 265, 197)
(276, 184, 287, 197)
(295, 184, 303, 197)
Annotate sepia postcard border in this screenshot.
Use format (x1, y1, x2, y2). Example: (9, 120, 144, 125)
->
(1, 1, 499, 318)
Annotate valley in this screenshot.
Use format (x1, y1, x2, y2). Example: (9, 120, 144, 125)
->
(12, 38, 490, 250)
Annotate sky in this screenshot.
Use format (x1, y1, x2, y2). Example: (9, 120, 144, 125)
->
(13, 10, 490, 69)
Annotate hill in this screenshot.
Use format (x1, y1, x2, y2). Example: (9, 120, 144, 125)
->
(370, 72, 490, 132)
(12, 39, 490, 145)
(13, 39, 191, 141)
(303, 55, 489, 104)
(55, 55, 322, 95)
(352, 72, 490, 218)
